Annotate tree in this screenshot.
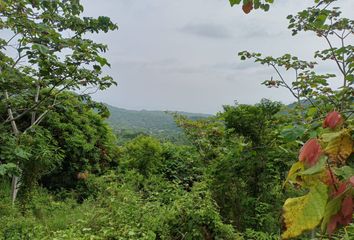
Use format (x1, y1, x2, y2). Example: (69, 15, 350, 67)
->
(174, 114, 226, 162)
(229, 0, 353, 237)
(0, 0, 117, 203)
(238, 1, 353, 116)
(120, 135, 163, 178)
(211, 100, 293, 232)
(39, 92, 119, 193)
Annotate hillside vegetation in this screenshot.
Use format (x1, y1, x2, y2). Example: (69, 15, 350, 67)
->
(0, 0, 353, 239)
(106, 105, 210, 143)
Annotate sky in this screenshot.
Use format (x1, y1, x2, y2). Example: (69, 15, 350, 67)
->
(81, 0, 354, 114)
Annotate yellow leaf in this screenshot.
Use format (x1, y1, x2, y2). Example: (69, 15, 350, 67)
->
(283, 161, 304, 188)
(323, 130, 353, 164)
(282, 183, 328, 239)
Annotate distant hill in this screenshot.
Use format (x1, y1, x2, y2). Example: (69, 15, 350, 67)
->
(106, 105, 211, 143)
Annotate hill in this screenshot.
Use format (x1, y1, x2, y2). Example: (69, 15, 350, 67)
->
(106, 105, 211, 143)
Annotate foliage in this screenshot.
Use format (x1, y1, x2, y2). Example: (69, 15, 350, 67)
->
(0, 163, 18, 177)
(282, 111, 353, 239)
(229, 0, 274, 13)
(0, 0, 117, 202)
(229, 0, 354, 237)
(39, 92, 119, 192)
(107, 105, 209, 144)
(119, 135, 163, 177)
(221, 99, 282, 144)
(174, 114, 226, 162)
(238, 1, 353, 115)
(0, 0, 353, 239)
(160, 142, 203, 190)
(209, 100, 294, 233)
(0, 171, 239, 240)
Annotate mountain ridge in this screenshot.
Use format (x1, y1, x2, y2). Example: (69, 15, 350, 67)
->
(105, 104, 212, 143)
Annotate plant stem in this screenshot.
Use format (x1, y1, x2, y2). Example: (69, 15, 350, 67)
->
(326, 157, 338, 192)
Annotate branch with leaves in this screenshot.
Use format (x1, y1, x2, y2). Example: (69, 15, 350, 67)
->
(0, 0, 118, 203)
(282, 111, 353, 239)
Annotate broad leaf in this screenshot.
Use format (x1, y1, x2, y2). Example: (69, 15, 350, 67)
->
(301, 156, 326, 176)
(334, 166, 354, 180)
(282, 183, 328, 239)
(324, 131, 353, 164)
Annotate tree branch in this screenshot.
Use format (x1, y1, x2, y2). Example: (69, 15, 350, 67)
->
(324, 35, 346, 77)
(270, 63, 299, 100)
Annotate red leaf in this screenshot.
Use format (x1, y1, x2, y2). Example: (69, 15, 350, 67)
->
(349, 176, 354, 187)
(323, 111, 343, 129)
(327, 184, 353, 235)
(242, 1, 253, 14)
(299, 139, 322, 166)
(339, 214, 352, 226)
(341, 196, 353, 218)
(327, 214, 340, 235)
(324, 169, 339, 186)
(333, 182, 347, 197)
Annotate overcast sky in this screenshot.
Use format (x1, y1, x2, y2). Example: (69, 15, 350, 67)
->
(81, 0, 354, 114)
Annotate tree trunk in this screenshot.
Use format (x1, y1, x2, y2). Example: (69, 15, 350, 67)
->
(4, 90, 20, 204)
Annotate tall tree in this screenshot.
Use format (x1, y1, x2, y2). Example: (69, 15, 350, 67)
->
(0, 0, 117, 203)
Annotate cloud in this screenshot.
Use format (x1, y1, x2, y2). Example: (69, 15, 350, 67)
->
(179, 23, 233, 39)
(208, 61, 262, 71)
(115, 58, 179, 70)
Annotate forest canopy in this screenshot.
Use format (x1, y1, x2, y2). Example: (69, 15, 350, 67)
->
(0, 0, 353, 239)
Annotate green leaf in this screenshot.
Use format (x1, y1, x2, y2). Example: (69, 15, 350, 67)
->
(301, 156, 326, 176)
(95, 56, 110, 67)
(0, 163, 19, 176)
(229, 0, 242, 6)
(282, 183, 329, 239)
(281, 125, 306, 141)
(263, 4, 270, 11)
(345, 74, 354, 83)
(32, 43, 49, 54)
(14, 147, 31, 160)
(321, 131, 343, 143)
(283, 161, 305, 187)
(334, 166, 354, 180)
(307, 107, 317, 118)
(314, 13, 328, 28)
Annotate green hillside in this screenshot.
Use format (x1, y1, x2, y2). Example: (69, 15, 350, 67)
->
(106, 105, 211, 143)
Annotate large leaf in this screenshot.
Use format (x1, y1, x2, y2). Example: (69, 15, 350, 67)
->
(323, 130, 353, 164)
(301, 156, 326, 176)
(334, 166, 354, 180)
(321, 131, 343, 143)
(284, 157, 327, 188)
(281, 125, 306, 141)
(282, 183, 328, 239)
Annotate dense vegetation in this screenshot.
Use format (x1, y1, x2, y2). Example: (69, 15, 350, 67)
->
(0, 0, 353, 239)
(106, 105, 210, 144)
